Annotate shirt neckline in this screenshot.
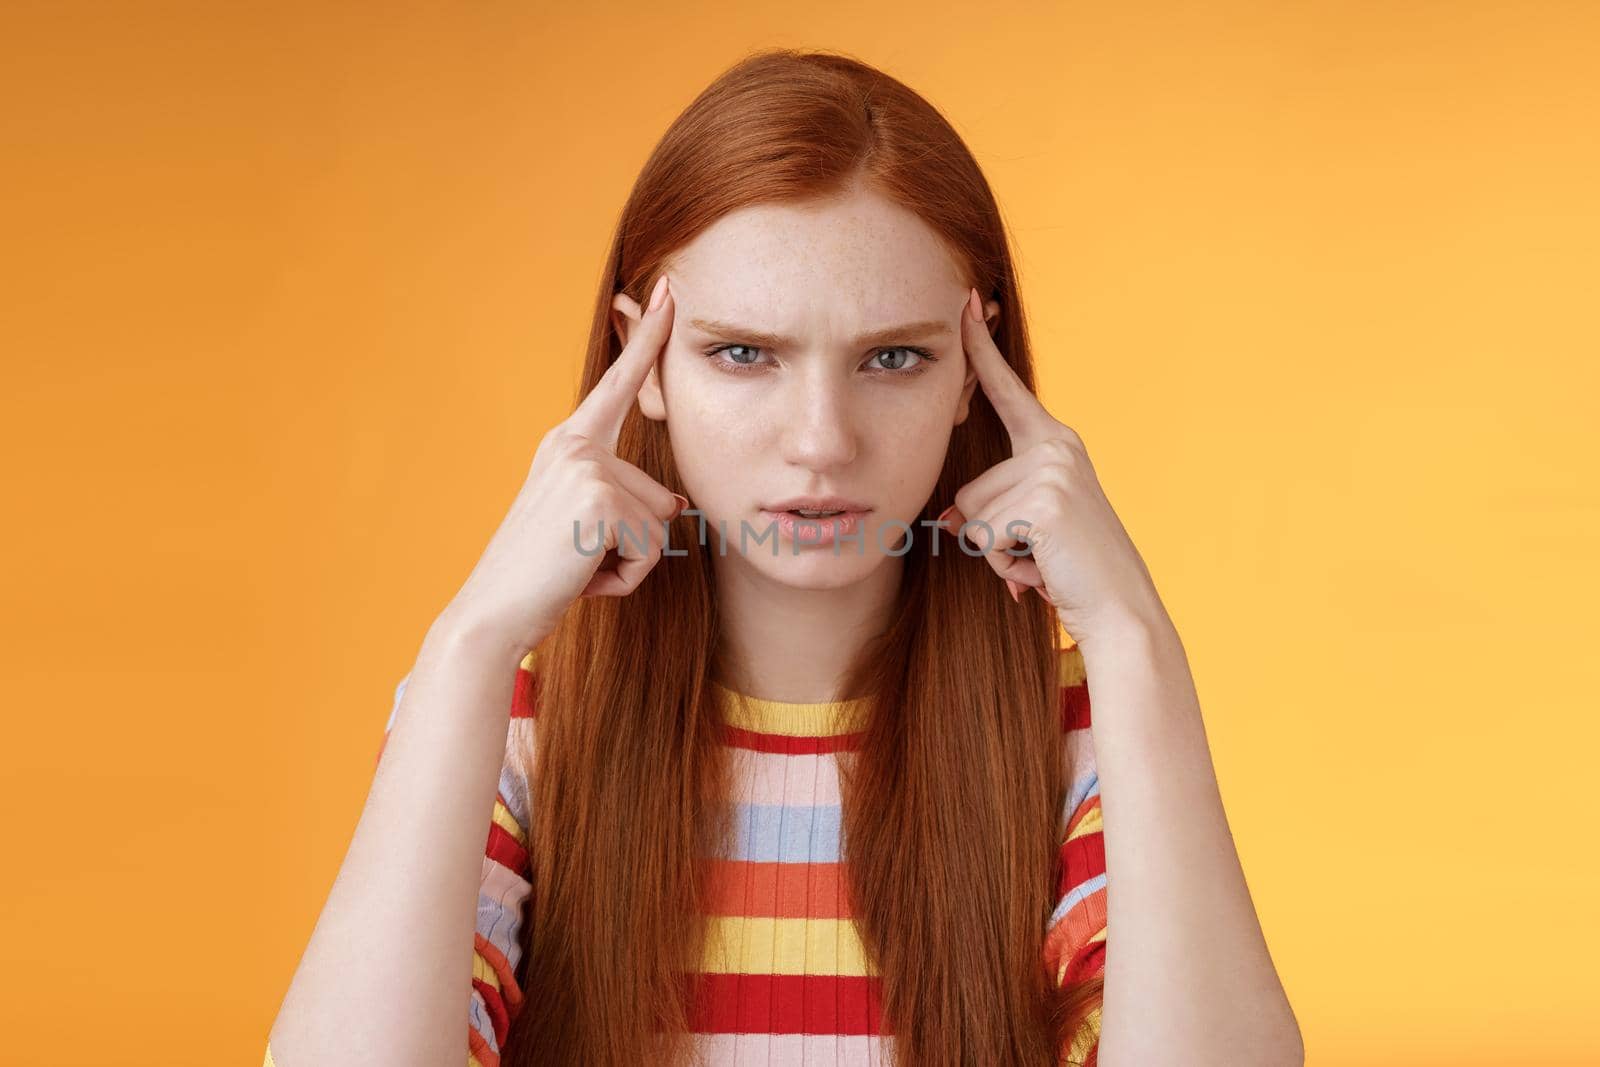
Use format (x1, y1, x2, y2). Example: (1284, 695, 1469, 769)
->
(710, 679, 873, 737)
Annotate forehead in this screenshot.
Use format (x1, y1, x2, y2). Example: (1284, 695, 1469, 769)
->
(665, 187, 968, 318)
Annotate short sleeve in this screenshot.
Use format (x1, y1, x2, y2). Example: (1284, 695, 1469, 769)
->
(470, 652, 539, 1065)
(268, 654, 539, 1067)
(1045, 644, 1106, 1066)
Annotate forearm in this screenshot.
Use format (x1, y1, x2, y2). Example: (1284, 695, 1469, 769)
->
(267, 617, 528, 1067)
(1076, 612, 1302, 1067)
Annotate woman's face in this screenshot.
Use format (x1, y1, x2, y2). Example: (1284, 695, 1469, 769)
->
(617, 184, 999, 591)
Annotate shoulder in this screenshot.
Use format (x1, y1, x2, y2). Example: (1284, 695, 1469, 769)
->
(1058, 642, 1091, 732)
(1057, 642, 1098, 832)
(512, 646, 543, 720)
(1047, 642, 1107, 1001)
(499, 648, 543, 829)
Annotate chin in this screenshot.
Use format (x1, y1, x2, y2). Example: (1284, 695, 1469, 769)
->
(749, 554, 889, 591)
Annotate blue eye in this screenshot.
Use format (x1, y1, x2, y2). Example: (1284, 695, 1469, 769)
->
(704, 344, 938, 377)
(715, 344, 766, 369)
(867, 347, 932, 373)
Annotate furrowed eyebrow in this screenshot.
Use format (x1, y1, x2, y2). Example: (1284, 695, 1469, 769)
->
(686, 317, 953, 349)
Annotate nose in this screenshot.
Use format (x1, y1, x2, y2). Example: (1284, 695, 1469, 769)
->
(777, 364, 859, 472)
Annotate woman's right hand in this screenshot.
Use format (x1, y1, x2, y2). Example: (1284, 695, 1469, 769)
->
(436, 274, 686, 658)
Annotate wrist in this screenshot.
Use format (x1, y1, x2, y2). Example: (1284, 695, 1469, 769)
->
(423, 608, 539, 673)
(1071, 598, 1181, 664)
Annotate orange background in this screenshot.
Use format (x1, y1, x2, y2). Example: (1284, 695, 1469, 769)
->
(3, 2, 1596, 1064)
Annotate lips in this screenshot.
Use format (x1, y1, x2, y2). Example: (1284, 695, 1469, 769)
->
(758, 507, 868, 547)
(764, 496, 873, 513)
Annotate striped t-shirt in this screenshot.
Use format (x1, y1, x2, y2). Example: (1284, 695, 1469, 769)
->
(265, 645, 1106, 1067)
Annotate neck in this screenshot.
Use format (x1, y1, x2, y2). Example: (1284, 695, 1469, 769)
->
(712, 551, 902, 704)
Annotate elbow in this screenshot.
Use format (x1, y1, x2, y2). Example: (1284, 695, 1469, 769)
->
(1098, 1016, 1304, 1067)
(1265, 1003, 1305, 1067)
(1096, 987, 1306, 1067)
(1284, 1023, 1307, 1067)
(1275, 1029, 1306, 1067)
(1244, 979, 1305, 1066)
(1227, 1000, 1307, 1067)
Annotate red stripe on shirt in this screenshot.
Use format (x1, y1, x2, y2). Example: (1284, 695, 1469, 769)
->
(684, 973, 890, 1035)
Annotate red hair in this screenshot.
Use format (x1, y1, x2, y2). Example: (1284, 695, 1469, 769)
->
(501, 48, 1101, 1065)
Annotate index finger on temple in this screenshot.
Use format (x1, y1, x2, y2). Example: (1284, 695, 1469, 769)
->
(571, 274, 675, 447)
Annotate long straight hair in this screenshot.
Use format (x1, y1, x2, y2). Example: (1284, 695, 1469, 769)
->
(501, 48, 1103, 1065)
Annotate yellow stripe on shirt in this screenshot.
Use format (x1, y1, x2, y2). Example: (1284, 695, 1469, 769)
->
(700, 915, 877, 976)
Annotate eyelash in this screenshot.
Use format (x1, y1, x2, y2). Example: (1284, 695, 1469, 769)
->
(703, 343, 939, 377)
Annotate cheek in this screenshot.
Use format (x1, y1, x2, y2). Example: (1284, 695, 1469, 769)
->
(872, 381, 961, 440)
(861, 394, 956, 490)
(659, 357, 766, 504)
(661, 353, 746, 438)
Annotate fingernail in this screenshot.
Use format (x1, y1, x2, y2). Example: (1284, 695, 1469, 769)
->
(1005, 578, 1022, 603)
(671, 492, 690, 514)
(965, 288, 982, 323)
(935, 504, 957, 526)
(648, 275, 670, 311)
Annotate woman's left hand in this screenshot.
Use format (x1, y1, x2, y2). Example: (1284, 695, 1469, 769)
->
(936, 288, 1167, 646)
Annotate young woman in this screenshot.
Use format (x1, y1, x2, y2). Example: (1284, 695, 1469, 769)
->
(266, 49, 1302, 1067)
